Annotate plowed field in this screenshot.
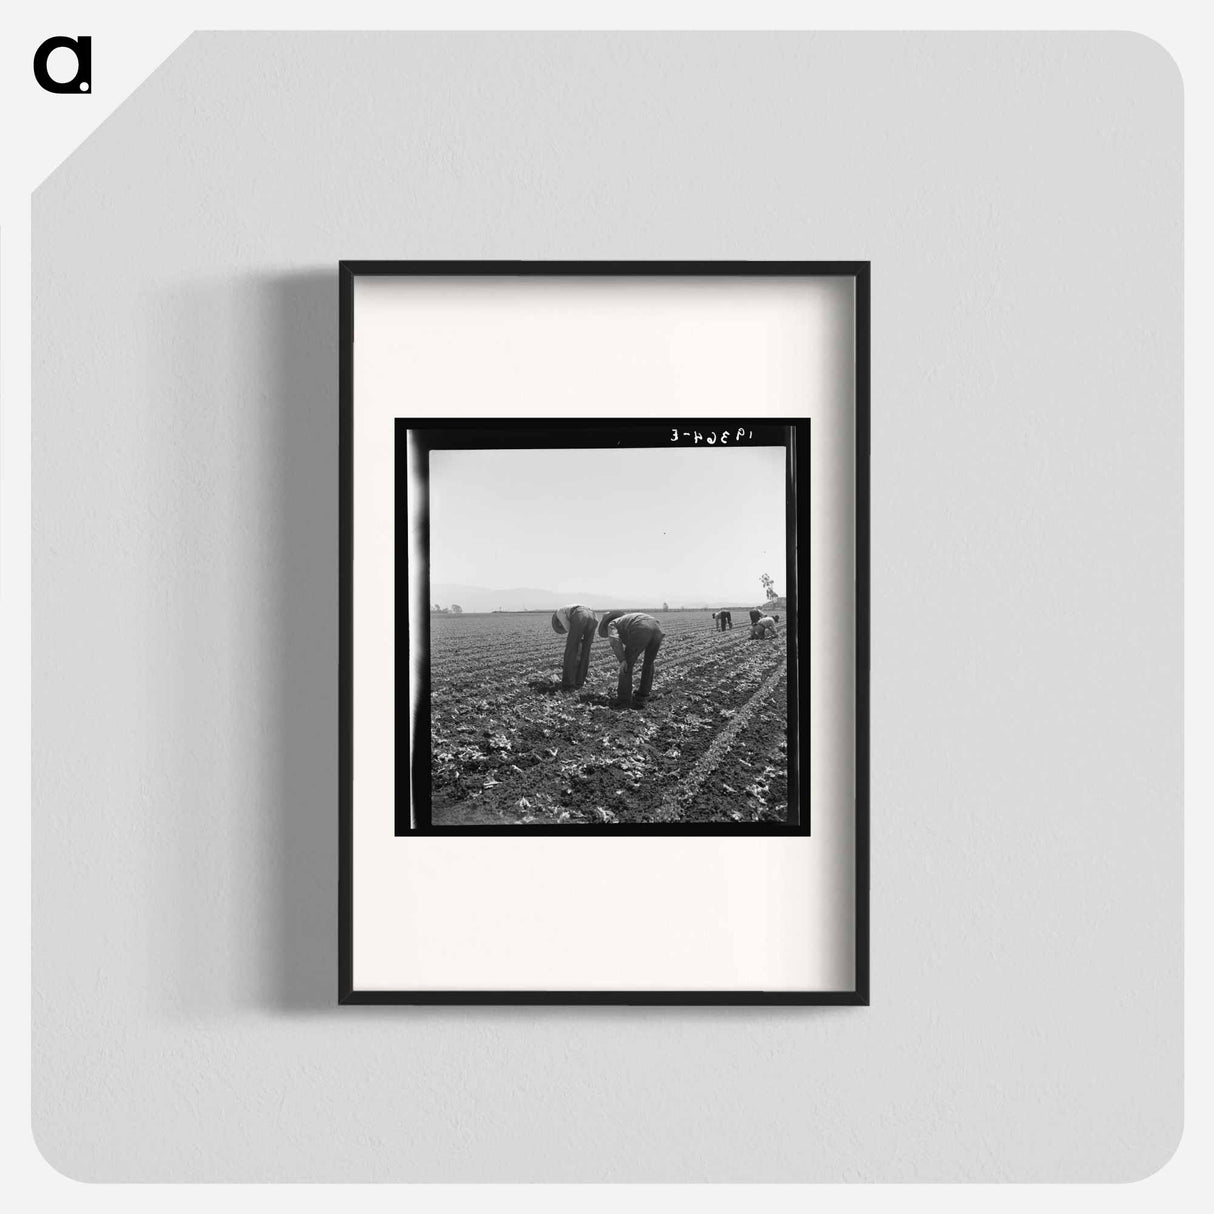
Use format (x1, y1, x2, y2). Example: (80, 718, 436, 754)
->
(428, 609, 790, 825)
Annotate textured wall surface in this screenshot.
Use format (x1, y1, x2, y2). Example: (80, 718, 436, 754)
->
(32, 33, 1182, 1181)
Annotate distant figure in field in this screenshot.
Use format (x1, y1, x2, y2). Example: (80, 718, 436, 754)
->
(551, 604, 598, 690)
(712, 610, 733, 631)
(750, 614, 779, 640)
(749, 608, 763, 626)
(597, 611, 665, 707)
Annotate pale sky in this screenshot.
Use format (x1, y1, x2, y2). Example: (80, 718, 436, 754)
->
(427, 444, 788, 603)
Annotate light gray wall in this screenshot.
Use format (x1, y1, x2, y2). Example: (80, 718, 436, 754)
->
(32, 32, 1182, 1181)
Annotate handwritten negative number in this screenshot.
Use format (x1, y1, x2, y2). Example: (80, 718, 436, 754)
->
(670, 428, 755, 444)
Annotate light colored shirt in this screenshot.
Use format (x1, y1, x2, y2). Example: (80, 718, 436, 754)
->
(554, 605, 575, 633)
(751, 616, 778, 638)
(607, 612, 650, 641)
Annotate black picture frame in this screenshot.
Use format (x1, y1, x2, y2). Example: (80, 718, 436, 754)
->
(339, 260, 870, 1006)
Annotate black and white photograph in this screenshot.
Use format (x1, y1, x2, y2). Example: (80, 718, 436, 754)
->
(399, 421, 807, 834)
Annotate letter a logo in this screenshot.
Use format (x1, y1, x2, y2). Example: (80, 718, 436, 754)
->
(34, 35, 92, 94)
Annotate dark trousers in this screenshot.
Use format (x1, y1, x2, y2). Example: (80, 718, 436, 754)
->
(607, 617, 664, 706)
(561, 606, 597, 689)
(717, 611, 732, 631)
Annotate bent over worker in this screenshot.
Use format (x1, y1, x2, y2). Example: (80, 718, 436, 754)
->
(712, 610, 733, 631)
(749, 608, 763, 626)
(597, 610, 664, 707)
(551, 604, 598, 690)
(750, 614, 779, 639)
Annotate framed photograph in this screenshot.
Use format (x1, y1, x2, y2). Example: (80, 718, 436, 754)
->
(340, 261, 869, 1004)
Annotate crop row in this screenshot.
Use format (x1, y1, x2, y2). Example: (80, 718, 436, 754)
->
(430, 629, 780, 731)
(430, 618, 764, 688)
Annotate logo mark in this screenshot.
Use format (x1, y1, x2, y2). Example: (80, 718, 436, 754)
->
(33, 35, 91, 94)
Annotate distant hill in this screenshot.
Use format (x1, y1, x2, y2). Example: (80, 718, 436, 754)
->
(430, 583, 759, 613)
(431, 583, 634, 613)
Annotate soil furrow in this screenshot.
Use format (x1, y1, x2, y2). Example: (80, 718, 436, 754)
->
(655, 667, 786, 822)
